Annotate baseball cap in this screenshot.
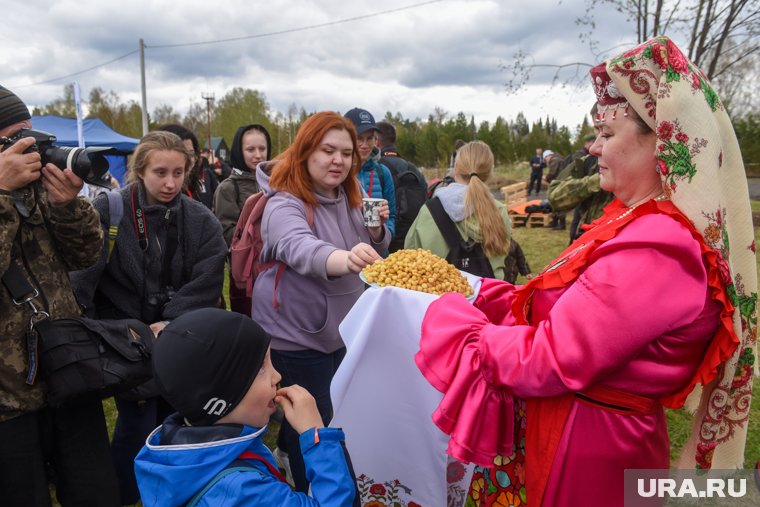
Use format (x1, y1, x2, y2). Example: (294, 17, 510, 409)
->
(344, 107, 380, 135)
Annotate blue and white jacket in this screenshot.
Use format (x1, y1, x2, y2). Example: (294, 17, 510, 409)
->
(356, 147, 397, 237)
(135, 413, 356, 506)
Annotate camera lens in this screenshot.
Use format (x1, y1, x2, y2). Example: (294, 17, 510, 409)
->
(41, 146, 111, 185)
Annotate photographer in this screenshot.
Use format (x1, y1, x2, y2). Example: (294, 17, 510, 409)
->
(0, 86, 119, 505)
(70, 131, 227, 505)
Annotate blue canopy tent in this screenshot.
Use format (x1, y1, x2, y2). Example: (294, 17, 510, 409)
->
(31, 116, 140, 185)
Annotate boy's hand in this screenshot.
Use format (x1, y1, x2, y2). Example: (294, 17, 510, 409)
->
(275, 385, 324, 435)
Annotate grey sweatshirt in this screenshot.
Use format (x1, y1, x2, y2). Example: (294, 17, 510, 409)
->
(252, 165, 390, 352)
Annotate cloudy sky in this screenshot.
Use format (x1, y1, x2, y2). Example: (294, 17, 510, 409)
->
(3, 0, 642, 133)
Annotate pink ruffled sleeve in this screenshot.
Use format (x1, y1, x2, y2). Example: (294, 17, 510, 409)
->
(415, 292, 515, 467)
(415, 214, 711, 467)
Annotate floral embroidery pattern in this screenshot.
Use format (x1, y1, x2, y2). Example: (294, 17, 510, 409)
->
(447, 461, 468, 507)
(610, 36, 722, 114)
(692, 210, 758, 469)
(656, 120, 700, 188)
(465, 398, 527, 506)
(358, 475, 421, 507)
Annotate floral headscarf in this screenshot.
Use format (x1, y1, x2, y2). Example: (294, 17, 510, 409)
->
(599, 36, 757, 470)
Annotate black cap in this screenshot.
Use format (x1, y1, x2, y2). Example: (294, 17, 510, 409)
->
(152, 308, 271, 426)
(0, 86, 31, 132)
(344, 107, 380, 135)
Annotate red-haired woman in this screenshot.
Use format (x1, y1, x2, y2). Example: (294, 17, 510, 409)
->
(252, 111, 390, 492)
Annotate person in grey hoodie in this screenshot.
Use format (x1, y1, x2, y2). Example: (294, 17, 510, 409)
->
(252, 111, 390, 493)
(70, 131, 227, 506)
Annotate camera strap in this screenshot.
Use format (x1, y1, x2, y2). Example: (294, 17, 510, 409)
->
(130, 185, 149, 252)
(1, 225, 51, 385)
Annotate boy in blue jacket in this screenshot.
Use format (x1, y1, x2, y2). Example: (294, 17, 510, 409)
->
(134, 308, 357, 506)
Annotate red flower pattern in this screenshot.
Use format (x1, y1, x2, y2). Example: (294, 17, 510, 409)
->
(657, 121, 674, 140)
(691, 73, 701, 90)
(369, 484, 386, 496)
(447, 461, 466, 483)
(675, 132, 689, 143)
(666, 39, 690, 73)
(657, 159, 669, 175)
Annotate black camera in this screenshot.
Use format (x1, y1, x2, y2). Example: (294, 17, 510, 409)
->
(0, 128, 113, 187)
(145, 287, 176, 322)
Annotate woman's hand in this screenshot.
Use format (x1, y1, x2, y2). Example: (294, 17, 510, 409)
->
(346, 242, 382, 273)
(367, 200, 389, 241)
(275, 385, 324, 435)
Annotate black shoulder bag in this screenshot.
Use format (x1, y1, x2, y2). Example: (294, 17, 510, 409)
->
(2, 250, 155, 407)
(426, 197, 495, 279)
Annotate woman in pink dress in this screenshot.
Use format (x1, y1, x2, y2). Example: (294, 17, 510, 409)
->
(416, 36, 756, 507)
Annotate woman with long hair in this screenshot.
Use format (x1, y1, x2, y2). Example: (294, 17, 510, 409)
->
(214, 124, 272, 314)
(405, 140, 511, 279)
(71, 131, 227, 505)
(252, 111, 390, 492)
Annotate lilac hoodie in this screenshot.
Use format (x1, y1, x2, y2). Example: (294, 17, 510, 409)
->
(252, 163, 390, 352)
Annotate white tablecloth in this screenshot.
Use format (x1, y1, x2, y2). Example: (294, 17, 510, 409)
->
(331, 275, 480, 506)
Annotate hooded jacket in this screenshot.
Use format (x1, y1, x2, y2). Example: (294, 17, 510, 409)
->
(404, 182, 511, 280)
(70, 182, 227, 323)
(252, 163, 390, 353)
(214, 125, 273, 246)
(356, 147, 397, 237)
(135, 413, 355, 506)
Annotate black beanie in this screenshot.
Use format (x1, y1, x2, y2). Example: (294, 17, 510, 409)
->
(0, 86, 31, 132)
(152, 308, 271, 426)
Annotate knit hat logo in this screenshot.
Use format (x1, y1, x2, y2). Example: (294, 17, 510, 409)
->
(202, 397, 229, 417)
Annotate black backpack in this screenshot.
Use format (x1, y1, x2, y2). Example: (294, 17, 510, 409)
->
(426, 197, 495, 278)
(380, 154, 428, 252)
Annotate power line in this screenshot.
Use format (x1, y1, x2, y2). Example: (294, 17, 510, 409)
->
(8, 0, 444, 89)
(149, 0, 444, 49)
(10, 50, 139, 89)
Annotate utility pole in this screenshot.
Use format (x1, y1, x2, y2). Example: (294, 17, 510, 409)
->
(201, 92, 215, 163)
(139, 39, 149, 136)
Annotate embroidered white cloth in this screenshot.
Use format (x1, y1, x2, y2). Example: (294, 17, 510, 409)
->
(331, 277, 479, 506)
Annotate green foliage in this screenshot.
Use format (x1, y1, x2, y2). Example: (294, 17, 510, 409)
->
(36, 85, 758, 174)
(735, 114, 760, 171)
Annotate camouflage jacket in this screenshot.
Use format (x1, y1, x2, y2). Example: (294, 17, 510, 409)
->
(547, 156, 614, 227)
(0, 187, 103, 422)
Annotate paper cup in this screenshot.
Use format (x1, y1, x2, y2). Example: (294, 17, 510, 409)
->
(362, 198, 384, 227)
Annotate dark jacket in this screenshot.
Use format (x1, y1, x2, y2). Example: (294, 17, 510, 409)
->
(70, 182, 227, 324)
(380, 145, 427, 252)
(186, 165, 219, 211)
(1, 189, 103, 422)
(504, 239, 531, 284)
(214, 125, 272, 246)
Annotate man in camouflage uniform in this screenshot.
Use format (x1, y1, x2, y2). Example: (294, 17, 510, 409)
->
(547, 153, 614, 244)
(0, 85, 119, 505)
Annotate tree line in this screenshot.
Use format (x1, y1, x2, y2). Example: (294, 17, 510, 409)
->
(33, 84, 758, 170)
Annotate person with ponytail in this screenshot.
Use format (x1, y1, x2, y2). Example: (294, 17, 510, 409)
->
(404, 140, 511, 279)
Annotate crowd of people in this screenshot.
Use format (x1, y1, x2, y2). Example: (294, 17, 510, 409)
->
(0, 35, 755, 507)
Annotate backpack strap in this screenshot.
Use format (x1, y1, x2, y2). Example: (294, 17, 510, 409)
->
(185, 451, 286, 507)
(426, 197, 466, 253)
(377, 165, 386, 191)
(105, 191, 123, 263)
